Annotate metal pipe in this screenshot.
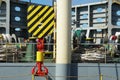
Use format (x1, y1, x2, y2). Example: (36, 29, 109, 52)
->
(107, 0, 112, 38)
(6, 0, 10, 34)
(56, 0, 71, 80)
(53, 0, 57, 60)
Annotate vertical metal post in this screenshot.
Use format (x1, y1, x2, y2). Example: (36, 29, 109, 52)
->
(115, 63, 119, 80)
(100, 74, 103, 80)
(32, 75, 35, 80)
(98, 63, 101, 80)
(107, 0, 112, 37)
(6, 0, 10, 34)
(105, 47, 107, 63)
(53, 0, 57, 61)
(56, 0, 71, 80)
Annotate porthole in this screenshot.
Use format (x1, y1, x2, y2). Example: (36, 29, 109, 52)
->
(15, 6, 21, 11)
(116, 10, 120, 16)
(15, 17, 21, 21)
(116, 21, 120, 26)
(15, 28, 21, 31)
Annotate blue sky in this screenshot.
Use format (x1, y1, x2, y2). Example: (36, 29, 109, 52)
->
(21, 0, 101, 6)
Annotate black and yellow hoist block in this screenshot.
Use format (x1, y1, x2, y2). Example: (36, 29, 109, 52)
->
(27, 5, 54, 38)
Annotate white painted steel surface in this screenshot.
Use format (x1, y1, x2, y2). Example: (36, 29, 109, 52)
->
(56, 0, 71, 64)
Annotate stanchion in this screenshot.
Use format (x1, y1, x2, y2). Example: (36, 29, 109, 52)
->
(32, 75, 35, 80)
(100, 74, 103, 80)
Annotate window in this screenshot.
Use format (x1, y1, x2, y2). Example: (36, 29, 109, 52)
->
(116, 10, 120, 16)
(15, 17, 21, 21)
(15, 28, 21, 31)
(96, 18, 103, 22)
(72, 11, 75, 15)
(116, 21, 120, 26)
(82, 14, 88, 19)
(97, 29, 102, 32)
(15, 6, 21, 11)
(97, 8, 103, 12)
(82, 23, 88, 27)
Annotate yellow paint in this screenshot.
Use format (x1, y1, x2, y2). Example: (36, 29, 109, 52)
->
(27, 5, 34, 13)
(33, 13, 54, 36)
(32, 75, 34, 80)
(48, 28, 54, 35)
(100, 74, 103, 80)
(38, 20, 54, 38)
(27, 6, 42, 26)
(36, 51, 43, 62)
(28, 6, 53, 33)
(27, 5, 54, 38)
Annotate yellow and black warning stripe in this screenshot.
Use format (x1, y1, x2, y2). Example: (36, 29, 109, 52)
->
(27, 5, 54, 38)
